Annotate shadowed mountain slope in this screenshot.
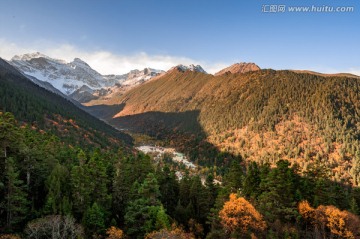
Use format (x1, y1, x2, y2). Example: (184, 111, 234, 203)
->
(0, 58, 132, 149)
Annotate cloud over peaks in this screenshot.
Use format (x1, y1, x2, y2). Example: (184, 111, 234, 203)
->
(0, 39, 226, 74)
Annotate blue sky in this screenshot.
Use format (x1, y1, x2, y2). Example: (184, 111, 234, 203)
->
(0, 0, 359, 74)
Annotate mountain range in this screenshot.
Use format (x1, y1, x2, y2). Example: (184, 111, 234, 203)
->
(10, 52, 164, 103)
(6, 52, 360, 185)
(8, 52, 263, 106)
(3, 51, 360, 238)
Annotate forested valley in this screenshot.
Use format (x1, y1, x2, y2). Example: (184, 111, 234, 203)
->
(2, 111, 360, 239)
(1, 60, 360, 238)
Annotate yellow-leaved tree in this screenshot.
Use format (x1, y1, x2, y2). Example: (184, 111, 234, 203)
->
(219, 193, 266, 238)
(145, 224, 195, 239)
(105, 226, 124, 239)
(298, 200, 360, 239)
(0, 235, 22, 239)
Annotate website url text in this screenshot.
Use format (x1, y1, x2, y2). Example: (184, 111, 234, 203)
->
(262, 5, 354, 13)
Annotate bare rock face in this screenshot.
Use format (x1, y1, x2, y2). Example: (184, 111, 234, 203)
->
(215, 63, 260, 76)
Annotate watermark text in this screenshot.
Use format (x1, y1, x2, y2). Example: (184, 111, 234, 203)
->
(261, 5, 354, 13)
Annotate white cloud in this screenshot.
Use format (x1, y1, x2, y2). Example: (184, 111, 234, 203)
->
(348, 68, 360, 76)
(286, 64, 360, 77)
(1, 38, 358, 76)
(0, 38, 226, 75)
(316, 67, 360, 76)
(0, 39, 36, 60)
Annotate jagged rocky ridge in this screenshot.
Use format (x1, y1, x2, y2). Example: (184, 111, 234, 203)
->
(10, 52, 164, 103)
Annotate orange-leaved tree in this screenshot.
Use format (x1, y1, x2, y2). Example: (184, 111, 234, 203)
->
(0, 235, 22, 239)
(298, 200, 360, 239)
(219, 193, 266, 238)
(106, 226, 124, 239)
(145, 224, 195, 239)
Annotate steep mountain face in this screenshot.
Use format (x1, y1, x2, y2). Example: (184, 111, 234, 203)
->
(214, 62, 260, 76)
(11, 52, 110, 95)
(0, 57, 132, 148)
(10, 52, 164, 102)
(90, 68, 360, 184)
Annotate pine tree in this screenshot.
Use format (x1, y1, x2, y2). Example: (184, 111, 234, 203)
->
(155, 205, 170, 230)
(70, 162, 90, 218)
(87, 151, 111, 210)
(0, 112, 21, 159)
(157, 166, 179, 217)
(138, 173, 161, 205)
(71, 149, 112, 219)
(113, 154, 154, 223)
(178, 173, 191, 207)
(205, 173, 218, 211)
(82, 202, 106, 237)
(223, 159, 243, 193)
(4, 157, 28, 230)
(124, 173, 169, 239)
(242, 162, 261, 198)
(257, 160, 298, 222)
(350, 151, 360, 186)
(349, 197, 359, 215)
(44, 164, 71, 215)
(174, 200, 187, 225)
(189, 176, 211, 224)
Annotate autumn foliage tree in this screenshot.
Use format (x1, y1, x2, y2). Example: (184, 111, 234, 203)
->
(145, 224, 195, 239)
(219, 193, 266, 238)
(0, 235, 21, 239)
(106, 226, 124, 239)
(298, 200, 360, 238)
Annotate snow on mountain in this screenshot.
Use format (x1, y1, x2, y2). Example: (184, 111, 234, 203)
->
(103, 74, 128, 85)
(122, 68, 164, 86)
(11, 53, 112, 95)
(172, 64, 207, 74)
(10, 53, 164, 101)
(11, 52, 66, 64)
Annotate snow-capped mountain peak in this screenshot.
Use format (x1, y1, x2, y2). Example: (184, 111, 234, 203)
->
(10, 52, 164, 103)
(71, 58, 90, 67)
(122, 68, 165, 86)
(12, 52, 47, 61)
(173, 64, 207, 74)
(10, 53, 107, 95)
(12, 52, 66, 64)
(187, 64, 206, 73)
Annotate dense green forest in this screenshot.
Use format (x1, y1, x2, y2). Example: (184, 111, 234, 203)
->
(1, 111, 360, 239)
